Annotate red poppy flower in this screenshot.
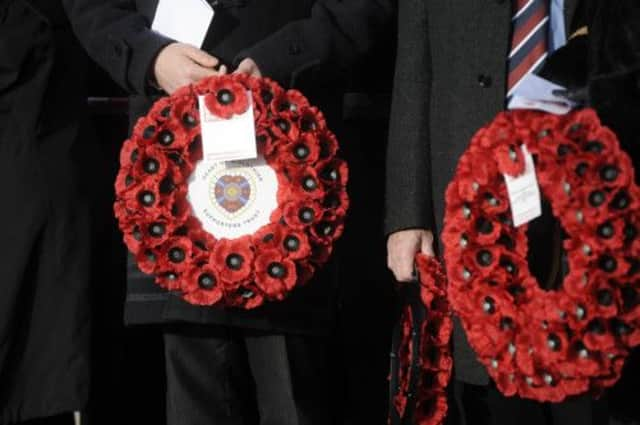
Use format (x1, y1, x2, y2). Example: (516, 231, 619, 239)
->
(181, 265, 224, 306)
(248, 76, 284, 112)
(254, 250, 297, 299)
(251, 223, 286, 252)
(495, 143, 525, 177)
(279, 199, 323, 230)
(280, 166, 325, 201)
(317, 128, 338, 160)
(120, 138, 142, 167)
(309, 213, 344, 245)
(316, 158, 348, 188)
(295, 261, 316, 285)
(271, 90, 310, 116)
(212, 237, 255, 287)
(296, 106, 327, 133)
(115, 165, 136, 196)
(148, 97, 173, 123)
(155, 270, 182, 291)
(280, 133, 320, 165)
(131, 145, 170, 182)
(156, 236, 193, 273)
(256, 127, 281, 157)
(226, 281, 265, 310)
(204, 77, 249, 119)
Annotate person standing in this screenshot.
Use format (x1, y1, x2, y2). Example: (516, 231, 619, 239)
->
(0, 0, 97, 423)
(63, 1, 393, 424)
(385, 0, 611, 424)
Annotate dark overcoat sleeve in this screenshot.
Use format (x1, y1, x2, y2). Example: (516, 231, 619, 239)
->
(236, 0, 394, 87)
(384, 0, 433, 235)
(61, 0, 173, 95)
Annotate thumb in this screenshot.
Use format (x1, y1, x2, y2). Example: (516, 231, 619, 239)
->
(420, 232, 435, 257)
(184, 45, 219, 68)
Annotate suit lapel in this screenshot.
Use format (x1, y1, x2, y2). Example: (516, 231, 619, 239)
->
(563, 0, 580, 31)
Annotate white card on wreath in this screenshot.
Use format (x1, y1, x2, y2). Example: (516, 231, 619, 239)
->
(152, 0, 214, 48)
(504, 145, 542, 227)
(197, 94, 258, 162)
(187, 156, 279, 239)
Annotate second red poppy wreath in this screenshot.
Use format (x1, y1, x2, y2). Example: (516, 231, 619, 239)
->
(443, 109, 640, 402)
(114, 74, 349, 309)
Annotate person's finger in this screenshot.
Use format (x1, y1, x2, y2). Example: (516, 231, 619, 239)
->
(392, 257, 415, 282)
(387, 249, 416, 282)
(187, 64, 218, 83)
(233, 61, 249, 74)
(218, 64, 228, 75)
(421, 232, 435, 257)
(183, 45, 219, 68)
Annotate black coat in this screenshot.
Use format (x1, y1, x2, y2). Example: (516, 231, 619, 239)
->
(65, 0, 393, 332)
(0, 0, 96, 422)
(385, 0, 580, 385)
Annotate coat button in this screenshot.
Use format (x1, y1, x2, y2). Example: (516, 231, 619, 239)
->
(288, 43, 302, 55)
(478, 74, 493, 88)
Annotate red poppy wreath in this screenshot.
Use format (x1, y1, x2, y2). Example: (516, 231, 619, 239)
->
(389, 255, 453, 425)
(114, 74, 348, 309)
(443, 109, 640, 402)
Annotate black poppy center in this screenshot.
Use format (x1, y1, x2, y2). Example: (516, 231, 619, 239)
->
(600, 165, 619, 182)
(149, 223, 166, 237)
(612, 191, 630, 210)
(260, 90, 274, 105)
(597, 222, 615, 239)
(585, 141, 604, 154)
(476, 249, 493, 267)
(316, 222, 334, 237)
(268, 262, 286, 278)
(143, 126, 156, 140)
(284, 236, 301, 252)
(226, 254, 244, 270)
(575, 162, 588, 177)
(298, 208, 315, 223)
(217, 89, 235, 105)
(169, 247, 186, 263)
(143, 158, 160, 174)
(182, 113, 197, 128)
(158, 129, 175, 147)
(597, 289, 614, 306)
(476, 217, 494, 235)
(198, 273, 216, 290)
(588, 190, 606, 207)
(482, 297, 496, 314)
(276, 118, 290, 133)
(294, 144, 310, 160)
(547, 334, 561, 351)
(302, 176, 318, 191)
(598, 255, 618, 273)
(138, 191, 156, 206)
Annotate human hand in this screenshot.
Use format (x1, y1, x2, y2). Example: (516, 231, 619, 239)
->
(387, 229, 434, 282)
(153, 43, 226, 94)
(234, 57, 262, 78)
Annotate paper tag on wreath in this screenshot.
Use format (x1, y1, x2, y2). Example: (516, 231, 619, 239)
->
(503, 145, 542, 227)
(187, 155, 279, 239)
(198, 93, 258, 162)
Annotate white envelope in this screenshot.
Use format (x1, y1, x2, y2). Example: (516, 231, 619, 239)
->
(152, 0, 214, 48)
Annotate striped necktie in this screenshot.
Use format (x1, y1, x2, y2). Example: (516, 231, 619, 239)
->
(507, 0, 550, 97)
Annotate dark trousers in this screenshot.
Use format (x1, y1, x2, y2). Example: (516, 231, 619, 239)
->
(163, 325, 334, 425)
(453, 381, 609, 425)
(17, 413, 73, 425)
